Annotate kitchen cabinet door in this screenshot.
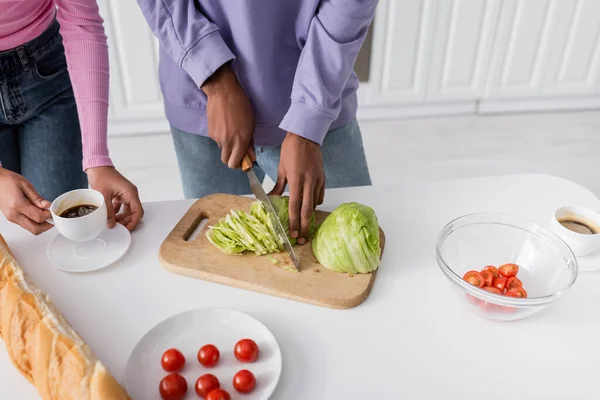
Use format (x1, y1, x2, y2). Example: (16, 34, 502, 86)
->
(363, 0, 438, 105)
(97, 0, 168, 135)
(427, 0, 501, 101)
(484, 0, 600, 99)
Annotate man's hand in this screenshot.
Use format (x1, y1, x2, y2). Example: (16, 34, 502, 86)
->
(202, 64, 256, 168)
(270, 133, 325, 244)
(87, 167, 144, 231)
(0, 168, 53, 235)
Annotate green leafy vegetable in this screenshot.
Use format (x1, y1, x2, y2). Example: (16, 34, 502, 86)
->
(312, 202, 381, 274)
(206, 196, 316, 256)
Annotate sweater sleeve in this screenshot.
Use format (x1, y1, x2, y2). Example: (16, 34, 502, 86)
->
(136, 0, 235, 88)
(56, 0, 112, 170)
(279, 0, 378, 144)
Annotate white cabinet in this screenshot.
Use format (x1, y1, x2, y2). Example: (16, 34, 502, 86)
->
(98, 0, 600, 133)
(98, 0, 168, 135)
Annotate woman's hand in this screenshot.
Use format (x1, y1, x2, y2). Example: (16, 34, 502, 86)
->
(0, 168, 53, 235)
(87, 167, 144, 231)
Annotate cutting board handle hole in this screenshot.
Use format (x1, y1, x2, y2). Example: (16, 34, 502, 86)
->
(184, 214, 209, 242)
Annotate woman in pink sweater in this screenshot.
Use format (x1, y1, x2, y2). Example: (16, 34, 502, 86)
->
(0, 0, 143, 234)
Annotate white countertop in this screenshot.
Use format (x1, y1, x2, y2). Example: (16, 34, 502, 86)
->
(1, 174, 600, 400)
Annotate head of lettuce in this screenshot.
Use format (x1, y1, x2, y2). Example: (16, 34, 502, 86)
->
(312, 203, 381, 274)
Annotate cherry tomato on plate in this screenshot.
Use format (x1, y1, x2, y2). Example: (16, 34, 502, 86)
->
(233, 369, 256, 394)
(480, 271, 494, 287)
(482, 265, 500, 279)
(499, 263, 519, 278)
(234, 339, 259, 363)
(507, 287, 527, 298)
(482, 286, 502, 295)
(161, 348, 185, 373)
(506, 276, 523, 291)
(198, 344, 220, 368)
(493, 277, 508, 292)
(206, 389, 231, 400)
(463, 271, 484, 288)
(159, 373, 187, 400)
(195, 374, 220, 398)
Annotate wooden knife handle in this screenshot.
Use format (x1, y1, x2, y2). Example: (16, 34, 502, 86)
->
(241, 152, 254, 172)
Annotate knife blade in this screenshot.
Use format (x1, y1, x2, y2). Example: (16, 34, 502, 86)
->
(241, 154, 300, 271)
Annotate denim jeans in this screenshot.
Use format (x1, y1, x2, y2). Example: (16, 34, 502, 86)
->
(171, 119, 372, 199)
(0, 19, 87, 202)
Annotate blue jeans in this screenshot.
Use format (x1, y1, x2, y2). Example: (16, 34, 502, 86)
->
(0, 19, 87, 202)
(171, 119, 372, 198)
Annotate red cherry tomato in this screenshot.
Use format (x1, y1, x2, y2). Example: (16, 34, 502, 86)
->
(507, 287, 527, 298)
(493, 277, 507, 292)
(195, 374, 220, 398)
(463, 271, 484, 288)
(234, 339, 259, 363)
(499, 263, 519, 278)
(482, 286, 502, 294)
(506, 276, 523, 291)
(198, 344, 220, 368)
(206, 389, 231, 400)
(505, 291, 520, 298)
(159, 373, 187, 400)
(480, 271, 494, 287)
(161, 348, 185, 373)
(482, 265, 500, 279)
(233, 369, 256, 394)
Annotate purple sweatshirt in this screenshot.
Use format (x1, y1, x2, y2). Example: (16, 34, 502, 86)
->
(136, 0, 377, 146)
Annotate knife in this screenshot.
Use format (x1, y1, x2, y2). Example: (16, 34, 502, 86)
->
(241, 154, 300, 271)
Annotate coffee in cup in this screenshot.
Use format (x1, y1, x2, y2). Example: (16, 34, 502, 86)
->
(550, 206, 600, 257)
(49, 189, 107, 242)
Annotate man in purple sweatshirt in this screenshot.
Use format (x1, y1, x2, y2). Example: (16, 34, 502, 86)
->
(136, 1, 377, 244)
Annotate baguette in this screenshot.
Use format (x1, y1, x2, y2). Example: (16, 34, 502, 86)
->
(0, 234, 130, 399)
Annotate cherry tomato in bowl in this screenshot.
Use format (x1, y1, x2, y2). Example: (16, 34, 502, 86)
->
(161, 348, 185, 373)
(482, 265, 500, 279)
(506, 276, 523, 291)
(493, 277, 508, 292)
(499, 263, 519, 278)
(233, 369, 256, 394)
(480, 270, 494, 287)
(463, 270, 484, 288)
(234, 339, 259, 363)
(195, 374, 220, 398)
(198, 344, 220, 368)
(507, 287, 528, 298)
(159, 373, 187, 400)
(482, 286, 502, 294)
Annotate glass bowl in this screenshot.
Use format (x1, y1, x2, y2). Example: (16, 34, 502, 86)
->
(436, 213, 578, 321)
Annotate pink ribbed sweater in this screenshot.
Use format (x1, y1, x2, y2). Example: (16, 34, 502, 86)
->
(0, 0, 112, 170)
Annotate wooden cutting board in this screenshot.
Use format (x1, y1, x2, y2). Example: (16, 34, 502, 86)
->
(159, 194, 385, 309)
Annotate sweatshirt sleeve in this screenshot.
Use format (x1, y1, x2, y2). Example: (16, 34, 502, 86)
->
(279, 0, 378, 145)
(136, 0, 235, 88)
(56, 0, 113, 170)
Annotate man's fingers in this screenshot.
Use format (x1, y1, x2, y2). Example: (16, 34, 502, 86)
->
(116, 204, 130, 222)
(112, 200, 122, 215)
(20, 181, 50, 209)
(298, 181, 315, 245)
(318, 182, 325, 205)
(220, 145, 233, 166)
(269, 170, 287, 196)
(14, 213, 53, 236)
(288, 179, 302, 239)
(103, 194, 116, 228)
(229, 144, 246, 169)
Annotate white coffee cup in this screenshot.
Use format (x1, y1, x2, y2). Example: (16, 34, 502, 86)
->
(49, 189, 107, 242)
(550, 206, 600, 257)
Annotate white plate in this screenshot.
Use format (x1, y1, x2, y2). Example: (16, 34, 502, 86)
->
(578, 248, 600, 272)
(47, 223, 131, 272)
(125, 308, 282, 400)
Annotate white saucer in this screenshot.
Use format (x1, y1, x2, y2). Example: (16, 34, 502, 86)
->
(578, 249, 600, 272)
(47, 223, 131, 272)
(125, 308, 282, 400)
